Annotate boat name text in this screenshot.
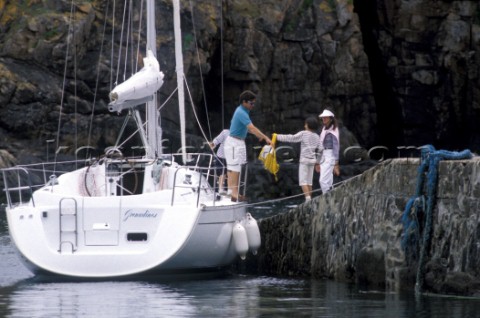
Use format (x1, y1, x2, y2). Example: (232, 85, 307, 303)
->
(123, 209, 158, 221)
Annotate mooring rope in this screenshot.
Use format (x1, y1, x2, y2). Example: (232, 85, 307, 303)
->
(244, 178, 349, 209)
(400, 145, 472, 295)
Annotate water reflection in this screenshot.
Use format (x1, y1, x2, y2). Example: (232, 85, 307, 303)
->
(248, 198, 304, 219)
(6, 280, 196, 317)
(0, 276, 310, 317)
(0, 214, 33, 288)
(0, 277, 370, 317)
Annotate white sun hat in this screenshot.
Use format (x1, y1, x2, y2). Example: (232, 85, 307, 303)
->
(319, 109, 334, 118)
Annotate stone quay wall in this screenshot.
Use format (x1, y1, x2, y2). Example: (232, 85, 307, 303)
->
(245, 157, 480, 296)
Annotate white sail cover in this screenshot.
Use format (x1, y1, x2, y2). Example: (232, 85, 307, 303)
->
(109, 49, 164, 109)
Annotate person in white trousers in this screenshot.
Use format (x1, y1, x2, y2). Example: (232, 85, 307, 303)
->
(316, 109, 340, 193)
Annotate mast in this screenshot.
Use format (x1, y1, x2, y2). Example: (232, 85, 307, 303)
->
(108, 0, 164, 158)
(173, 0, 187, 163)
(145, 0, 161, 158)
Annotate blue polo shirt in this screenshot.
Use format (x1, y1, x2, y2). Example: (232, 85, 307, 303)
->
(229, 105, 251, 139)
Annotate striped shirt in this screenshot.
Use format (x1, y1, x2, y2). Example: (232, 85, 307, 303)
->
(212, 129, 229, 159)
(276, 130, 322, 164)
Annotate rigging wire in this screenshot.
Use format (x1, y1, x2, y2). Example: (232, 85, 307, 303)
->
(184, 79, 213, 145)
(219, 0, 224, 130)
(93, 1, 223, 158)
(157, 87, 178, 112)
(183, 78, 224, 164)
(102, 0, 159, 157)
(109, 1, 223, 156)
(103, 0, 146, 156)
(55, 0, 76, 172)
(113, 86, 178, 154)
(87, 0, 111, 158)
(125, 0, 133, 78)
(73, 4, 78, 167)
(135, 0, 145, 72)
(115, 0, 128, 84)
(188, 0, 212, 140)
(110, 0, 116, 91)
(112, 86, 175, 152)
(114, 111, 133, 149)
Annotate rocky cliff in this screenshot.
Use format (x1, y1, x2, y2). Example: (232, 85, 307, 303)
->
(0, 0, 479, 169)
(245, 156, 480, 296)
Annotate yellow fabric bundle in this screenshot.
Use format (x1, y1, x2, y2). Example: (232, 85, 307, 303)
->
(258, 133, 279, 181)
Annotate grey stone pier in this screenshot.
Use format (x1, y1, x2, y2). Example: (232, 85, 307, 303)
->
(246, 157, 480, 296)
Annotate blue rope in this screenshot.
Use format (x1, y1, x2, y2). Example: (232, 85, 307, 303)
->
(400, 145, 472, 294)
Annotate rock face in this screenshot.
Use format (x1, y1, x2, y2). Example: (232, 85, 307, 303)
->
(248, 157, 480, 296)
(359, 0, 480, 152)
(0, 0, 479, 168)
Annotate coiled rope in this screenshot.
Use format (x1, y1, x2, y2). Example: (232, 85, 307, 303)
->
(400, 145, 472, 295)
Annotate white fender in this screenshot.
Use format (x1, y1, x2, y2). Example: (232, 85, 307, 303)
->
(232, 222, 249, 260)
(244, 213, 261, 255)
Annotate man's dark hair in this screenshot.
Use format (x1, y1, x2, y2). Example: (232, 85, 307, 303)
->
(239, 90, 256, 103)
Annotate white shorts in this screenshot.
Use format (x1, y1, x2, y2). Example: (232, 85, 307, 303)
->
(298, 163, 314, 186)
(224, 136, 246, 173)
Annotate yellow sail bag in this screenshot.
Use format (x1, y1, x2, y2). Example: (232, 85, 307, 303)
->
(258, 133, 279, 181)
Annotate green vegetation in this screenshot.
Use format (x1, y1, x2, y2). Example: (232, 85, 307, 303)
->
(231, 2, 262, 19)
(284, 0, 314, 33)
(183, 33, 194, 49)
(475, 6, 480, 25)
(18, 0, 50, 16)
(301, 0, 314, 11)
(327, 0, 337, 10)
(43, 28, 60, 41)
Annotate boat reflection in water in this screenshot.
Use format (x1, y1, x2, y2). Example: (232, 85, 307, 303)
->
(4, 274, 480, 318)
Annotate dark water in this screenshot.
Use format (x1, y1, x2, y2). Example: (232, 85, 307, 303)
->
(2, 205, 480, 317)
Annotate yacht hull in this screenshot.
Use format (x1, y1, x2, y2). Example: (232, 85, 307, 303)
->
(6, 193, 248, 278)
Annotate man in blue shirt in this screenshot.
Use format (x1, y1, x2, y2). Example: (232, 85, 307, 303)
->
(224, 90, 271, 202)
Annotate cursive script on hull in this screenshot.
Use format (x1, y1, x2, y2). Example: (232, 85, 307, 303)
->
(123, 209, 159, 222)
